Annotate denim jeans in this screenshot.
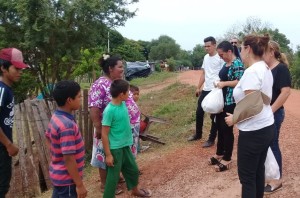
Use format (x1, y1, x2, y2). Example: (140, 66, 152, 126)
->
(0, 147, 12, 198)
(270, 108, 285, 177)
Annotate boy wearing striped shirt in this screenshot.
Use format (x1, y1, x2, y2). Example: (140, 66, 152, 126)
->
(45, 80, 87, 198)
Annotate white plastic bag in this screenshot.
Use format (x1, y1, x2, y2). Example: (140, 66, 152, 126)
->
(201, 88, 224, 114)
(265, 147, 280, 180)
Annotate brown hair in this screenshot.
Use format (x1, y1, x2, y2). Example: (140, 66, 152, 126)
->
(243, 34, 270, 57)
(268, 41, 289, 67)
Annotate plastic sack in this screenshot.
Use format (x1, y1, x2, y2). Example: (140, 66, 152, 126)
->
(201, 88, 224, 114)
(265, 147, 280, 180)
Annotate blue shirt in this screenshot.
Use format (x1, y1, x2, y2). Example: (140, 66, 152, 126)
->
(0, 81, 14, 148)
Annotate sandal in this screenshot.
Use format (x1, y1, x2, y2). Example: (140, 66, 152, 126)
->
(264, 183, 282, 194)
(133, 188, 152, 197)
(215, 160, 231, 172)
(208, 157, 221, 165)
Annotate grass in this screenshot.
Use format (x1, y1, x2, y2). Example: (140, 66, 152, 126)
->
(129, 71, 176, 87)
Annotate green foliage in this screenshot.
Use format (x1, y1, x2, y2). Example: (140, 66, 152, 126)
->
(155, 63, 162, 72)
(112, 38, 145, 61)
(12, 70, 39, 103)
(149, 35, 181, 61)
(191, 44, 206, 68)
(0, 0, 138, 99)
(291, 46, 300, 88)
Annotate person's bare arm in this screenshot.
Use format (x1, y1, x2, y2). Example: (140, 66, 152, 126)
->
(271, 87, 290, 113)
(102, 125, 114, 166)
(0, 127, 19, 156)
(89, 107, 102, 139)
(217, 80, 239, 89)
(63, 154, 87, 198)
(196, 69, 205, 97)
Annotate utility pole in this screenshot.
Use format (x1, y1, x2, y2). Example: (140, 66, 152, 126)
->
(107, 31, 110, 53)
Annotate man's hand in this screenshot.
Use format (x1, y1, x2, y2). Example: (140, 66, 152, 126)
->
(195, 88, 202, 97)
(76, 183, 88, 198)
(105, 154, 114, 167)
(6, 143, 19, 156)
(225, 113, 234, 127)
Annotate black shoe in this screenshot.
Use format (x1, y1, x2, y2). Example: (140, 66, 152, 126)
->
(202, 140, 215, 148)
(187, 135, 201, 141)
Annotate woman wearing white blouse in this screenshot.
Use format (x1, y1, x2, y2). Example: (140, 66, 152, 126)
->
(225, 34, 275, 198)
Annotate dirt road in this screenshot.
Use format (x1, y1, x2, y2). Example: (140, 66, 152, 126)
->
(136, 70, 300, 198)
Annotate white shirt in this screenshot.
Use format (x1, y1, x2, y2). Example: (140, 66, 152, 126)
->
(233, 61, 274, 131)
(201, 53, 224, 91)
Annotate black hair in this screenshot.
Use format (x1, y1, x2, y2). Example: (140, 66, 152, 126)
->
(98, 54, 122, 75)
(217, 41, 241, 60)
(110, 79, 129, 98)
(53, 80, 81, 107)
(204, 36, 216, 45)
(217, 41, 234, 52)
(0, 59, 12, 75)
(130, 84, 139, 92)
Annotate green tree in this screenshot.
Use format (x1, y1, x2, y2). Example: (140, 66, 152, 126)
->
(112, 38, 144, 61)
(149, 35, 181, 61)
(0, 0, 138, 100)
(191, 44, 206, 68)
(291, 46, 300, 88)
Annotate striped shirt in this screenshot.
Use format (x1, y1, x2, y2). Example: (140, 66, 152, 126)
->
(45, 110, 85, 186)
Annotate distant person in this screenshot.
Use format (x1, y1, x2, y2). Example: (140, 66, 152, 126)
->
(225, 34, 274, 198)
(0, 48, 28, 197)
(230, 37, 242, 60)
(188, 36, 224, 148)
(129, 84, 141, 156)
(102, 79, 151, 198)
(45, 80, 87, 198)
(208, 41, 244, 172)
(263, 41, 291, 194)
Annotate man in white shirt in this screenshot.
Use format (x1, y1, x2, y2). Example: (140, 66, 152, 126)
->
(188, 37, 224, 148)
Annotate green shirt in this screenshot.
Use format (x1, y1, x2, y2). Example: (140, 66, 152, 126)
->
(102, 101, 133, 149)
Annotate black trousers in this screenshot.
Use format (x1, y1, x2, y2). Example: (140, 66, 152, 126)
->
(238, 124, 275, 198)
(216, 104, 235, 161)
(0, 147, 12, 198)
(195, 91, 217, 141)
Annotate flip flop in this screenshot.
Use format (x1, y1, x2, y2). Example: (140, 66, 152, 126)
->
(133, 188, 152, 197)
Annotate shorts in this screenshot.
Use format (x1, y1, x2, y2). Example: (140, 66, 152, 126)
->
(52, 184, 77, 198)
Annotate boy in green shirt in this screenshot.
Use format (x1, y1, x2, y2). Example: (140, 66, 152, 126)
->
(102, 79, 151, 198)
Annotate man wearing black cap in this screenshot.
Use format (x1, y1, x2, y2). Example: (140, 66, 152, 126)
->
(0, 48, 28, 197)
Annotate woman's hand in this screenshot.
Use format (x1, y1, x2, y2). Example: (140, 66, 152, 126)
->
(216, 82, 225, 89)
(225, 113, 234, 127)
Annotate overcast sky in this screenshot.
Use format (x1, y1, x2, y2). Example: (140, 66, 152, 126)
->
(116, 0, 300, 51)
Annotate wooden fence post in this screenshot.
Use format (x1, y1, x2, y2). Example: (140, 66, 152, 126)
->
(21, 102, 41, 196)
(24, 99, 51, 190)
